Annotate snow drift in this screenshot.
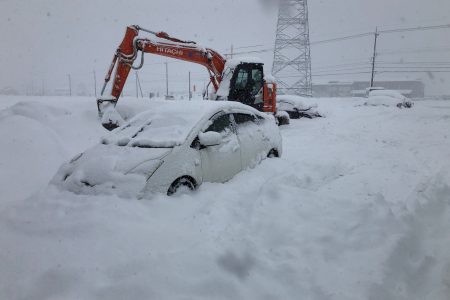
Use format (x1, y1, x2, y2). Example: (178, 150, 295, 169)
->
(0, 96, 449, 300)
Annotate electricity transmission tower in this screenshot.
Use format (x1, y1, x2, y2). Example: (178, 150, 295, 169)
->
(272, 0, 312, 96)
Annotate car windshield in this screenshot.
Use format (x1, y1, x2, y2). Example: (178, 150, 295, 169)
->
(102, 101, 213, 148)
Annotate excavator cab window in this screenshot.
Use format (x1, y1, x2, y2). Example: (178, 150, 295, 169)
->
(229, 63, 264, 111)
(234, 69, 249, 90)
(251, 69, 263, 96)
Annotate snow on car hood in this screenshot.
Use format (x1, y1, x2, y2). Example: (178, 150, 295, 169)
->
(51, 144, 171, 198)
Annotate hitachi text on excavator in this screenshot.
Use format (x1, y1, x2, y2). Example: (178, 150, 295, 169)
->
(97, 25, 280, 130)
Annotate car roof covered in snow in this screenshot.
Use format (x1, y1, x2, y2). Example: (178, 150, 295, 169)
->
(102, 100, 261, 148)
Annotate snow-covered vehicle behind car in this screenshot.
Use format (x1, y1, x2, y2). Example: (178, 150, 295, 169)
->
(277, 95, 322, 119)
(365, 89, 414, 108)
(51, 100, 282, 198)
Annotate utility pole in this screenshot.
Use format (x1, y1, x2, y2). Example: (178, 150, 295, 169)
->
(188, 71, 191, 100)
(135, 71, 139, 98)
(370, 27, 379, 88)
(67, 74, 72, 96)
(93, 70, 97, 97)
(136, 71, 143, 98)
(165, 62, 169, 97)
(230, 44, 233, 59)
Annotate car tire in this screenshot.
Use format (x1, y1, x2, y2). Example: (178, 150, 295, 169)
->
(287, 110, 300, 119)
(299, 112, 313, 119)
(276, 114, 290, 126)
(167, 177, 196, 196)
(267, 149, 279, 158)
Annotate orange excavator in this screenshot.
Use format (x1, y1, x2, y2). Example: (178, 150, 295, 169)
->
(97, 25, 278, 130)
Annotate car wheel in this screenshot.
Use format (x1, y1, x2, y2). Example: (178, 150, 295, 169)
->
(167, 177, 196, 196)
(287, 110, 300, 119)
(276, 114, 290, 126)
(267, 149, 279, 158)
(299, 112, 313, 119)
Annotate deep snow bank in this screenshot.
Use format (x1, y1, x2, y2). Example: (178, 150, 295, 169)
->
(0, 96, 449, 299)
(0, 101, 68, 203)
(0, 96, 161, 202)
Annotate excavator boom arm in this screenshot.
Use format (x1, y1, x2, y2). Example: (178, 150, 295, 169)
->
(99, 26, 226, 103)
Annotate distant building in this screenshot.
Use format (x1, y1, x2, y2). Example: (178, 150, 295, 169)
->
(0, 86, 19, 95)
(313, 80, 425, 98)
(312, 81, 353, 97)
(351, 81, 425, 98)
(53, 88, 70, 96)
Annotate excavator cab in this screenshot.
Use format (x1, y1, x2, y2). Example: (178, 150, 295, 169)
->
(228, 62, 264, 111)
(226, 62, 276, 113)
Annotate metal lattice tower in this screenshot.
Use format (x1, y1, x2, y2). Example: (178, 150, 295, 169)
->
(272, 0, 312, 96)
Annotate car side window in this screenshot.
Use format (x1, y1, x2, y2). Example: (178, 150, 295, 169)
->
(205, 114, 233, 133)
(191, 114, 233, 149)
(233, 113, 256, 126)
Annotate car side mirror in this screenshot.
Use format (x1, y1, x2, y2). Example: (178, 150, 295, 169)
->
(198, 131, 222, 147)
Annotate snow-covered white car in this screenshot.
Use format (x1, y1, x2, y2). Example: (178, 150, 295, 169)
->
(277, 95, 322, 119)
(365, 89, 414, 108)
(51, 101, 282, 197)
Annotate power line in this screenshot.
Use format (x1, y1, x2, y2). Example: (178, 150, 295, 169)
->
(379, 70, 450, 73)
(313, 61, 372, 70)
(378, 46, 450, 55)
(311, 71, 372, 77)
(224, 48, 274, 56)
(225, 44, 267, 51)
(225, 22, 450, 57)
(377, 61, 450, 65)
(313, 66, 374, 73)
(312, 64, 450, 75)
(311, 23, 450, 46)
(377, 66, 450, 70)
(311, 22, 450, 84)
(311, 32, 373, 45)
(379, 23, 450, 34)
(377, 17, 450, 31)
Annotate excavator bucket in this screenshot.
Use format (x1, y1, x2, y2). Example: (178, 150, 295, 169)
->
(95, 26, 138, 131)
(97, 97, 124, 131)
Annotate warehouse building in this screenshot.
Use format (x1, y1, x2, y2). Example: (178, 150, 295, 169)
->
(313, 80, 425, 98)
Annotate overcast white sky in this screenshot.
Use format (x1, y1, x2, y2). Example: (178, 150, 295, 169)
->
(1, 0, 450, 96)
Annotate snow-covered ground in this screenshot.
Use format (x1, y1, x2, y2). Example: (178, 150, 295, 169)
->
(1, 96, 449, 299)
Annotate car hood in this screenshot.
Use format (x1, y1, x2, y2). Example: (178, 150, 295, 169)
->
(51, 144, 172, 198)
